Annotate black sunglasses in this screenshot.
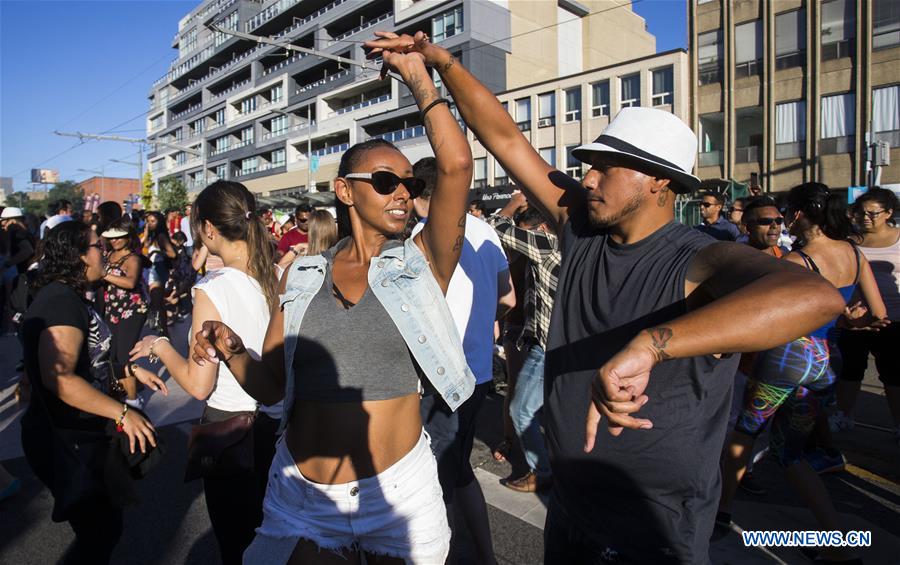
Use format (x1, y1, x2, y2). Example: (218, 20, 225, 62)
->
(699, 202, 719, 208)
(344, 171, 425, 199)
(749, 217, 784, 227)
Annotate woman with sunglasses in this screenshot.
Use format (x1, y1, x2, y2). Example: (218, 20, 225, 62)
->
(101, 216, 149, 407)
(718, 183, 884, 563)
(193, 43, 473, 564)
(833, 188, 898, 442)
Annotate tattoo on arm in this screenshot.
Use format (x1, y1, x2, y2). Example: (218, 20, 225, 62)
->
(452, 235, 464, 251)
(438, 56, 456, 74)
(451, 214, 466, 251)
(646, 326, 673, 361)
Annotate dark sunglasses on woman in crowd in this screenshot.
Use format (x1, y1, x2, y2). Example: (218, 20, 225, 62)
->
(344, 171, 425, 199)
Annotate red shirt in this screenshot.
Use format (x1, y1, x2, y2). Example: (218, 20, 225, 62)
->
(277, 227, 309, 253)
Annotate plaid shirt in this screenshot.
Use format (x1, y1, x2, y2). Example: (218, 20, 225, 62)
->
(488, 215, 560, 349)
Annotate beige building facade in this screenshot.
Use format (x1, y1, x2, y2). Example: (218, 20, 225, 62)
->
(690, 0, 900, 192)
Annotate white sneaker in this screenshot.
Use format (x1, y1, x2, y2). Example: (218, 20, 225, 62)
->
(828, 411, 855, 432)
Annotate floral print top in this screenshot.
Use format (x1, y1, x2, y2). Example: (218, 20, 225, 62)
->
(103, 252, 148, 324)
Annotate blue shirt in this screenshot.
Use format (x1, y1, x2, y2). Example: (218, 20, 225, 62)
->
(695, 216, 741, 242)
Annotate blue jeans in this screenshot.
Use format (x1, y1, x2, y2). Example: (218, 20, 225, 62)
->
(510, 344, 550, 475)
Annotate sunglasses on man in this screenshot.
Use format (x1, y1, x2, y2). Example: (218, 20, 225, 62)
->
(344, 171, 425, 199)
(748, 217, 784, 227)
(699, 202, 720, 208)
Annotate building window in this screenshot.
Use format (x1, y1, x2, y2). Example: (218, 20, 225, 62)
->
(241, 96, 257, 115)
(271, 149, 286, 167)
(874, 0, 900, 49)
(775, 9, 806, 69)
(735, 107, 763, 163)
(270, 115, 288, 136)
(240, 127, 254, 147)
(214, 109, 225, 127)
(433, 6, 463, 42)
(775, 101, 806, 159)
(735, 20, 762, 78)
(698, 112, 724, 166)
(591, 81, 610, 117)
(620, 74, 640, 108)
(175, 152, 187, 165)
(494, 160, 508, 185)
(538, 92, 555, 127)
(515, 97, 531, 131)
(213, 136, 230, 154)
(190, 118, 205, 135)
(539, 147, 556, 168)
(821, 0, 855, 60)
(820, 93, 855, 154)
(565, 145, 582, 178)
(564, 87, 581, 122)
(271, 84, 283, 103)
(698, 30, 723, 85)
(215, 164, 227, 180)
(181, 27, 198, 57)
(150, 114, 164, 130)
(652, 67, 673, 107)
(873, 85, 900, 146)
(239, 156, 258, 176)
(473, 157, 487, 188)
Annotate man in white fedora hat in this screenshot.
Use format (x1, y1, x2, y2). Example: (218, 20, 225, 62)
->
(365, 32, 848, 563)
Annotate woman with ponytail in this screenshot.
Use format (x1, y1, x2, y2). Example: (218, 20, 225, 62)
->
(129, 181, 281, 564)
(142, 211, 176, 334)
(718, 183, 885, 563)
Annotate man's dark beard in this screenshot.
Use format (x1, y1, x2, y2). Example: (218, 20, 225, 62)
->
(588, 189, 644, 228)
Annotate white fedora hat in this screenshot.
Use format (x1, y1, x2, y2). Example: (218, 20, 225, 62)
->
(571, 107, 700, 194)
(1, 207, 24, 219)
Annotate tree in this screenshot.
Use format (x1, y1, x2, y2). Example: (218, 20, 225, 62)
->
(157, 177, 188, 212)
(5, 192, 29, 208)
(141, 171, 154, 211)
(47, 180, 84, 212)
(6, 191, 46, 216)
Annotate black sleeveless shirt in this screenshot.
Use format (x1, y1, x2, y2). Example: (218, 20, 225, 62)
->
(545, 214, 738, 562)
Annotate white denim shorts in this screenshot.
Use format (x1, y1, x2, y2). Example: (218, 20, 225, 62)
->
(243, 430, 450, 564)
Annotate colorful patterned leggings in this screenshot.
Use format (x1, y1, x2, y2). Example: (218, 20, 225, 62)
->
(735, 336, 835, 467)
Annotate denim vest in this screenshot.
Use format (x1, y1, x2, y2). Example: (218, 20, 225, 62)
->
(278, 237, 475, 433)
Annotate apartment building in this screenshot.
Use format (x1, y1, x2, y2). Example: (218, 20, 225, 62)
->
(146, 0, 655, 198)
(690, 0, 900, 192)
(475, 48, 689, 192)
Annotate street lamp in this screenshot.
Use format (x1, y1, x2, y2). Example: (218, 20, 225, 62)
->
(77, 167, 106, 201)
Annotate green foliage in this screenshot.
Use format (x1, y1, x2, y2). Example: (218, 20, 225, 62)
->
(141, 171, 155, 210)
(48, 180, 84, 212)
(5, 192, 29, 208)
(6, 191, 48, 216)
(157, 177, 188, 212)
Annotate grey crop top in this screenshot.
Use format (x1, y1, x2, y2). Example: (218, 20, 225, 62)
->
(291, 241, 423, 402)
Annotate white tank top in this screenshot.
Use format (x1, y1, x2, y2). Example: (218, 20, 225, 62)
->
(192, 267, 282, 416)
(861, 231, 900, 320)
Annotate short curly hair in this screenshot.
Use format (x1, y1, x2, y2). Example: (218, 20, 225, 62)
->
(33, 221, 93, 295)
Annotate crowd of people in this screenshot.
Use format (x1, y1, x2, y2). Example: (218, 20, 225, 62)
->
(0, 30, 897, 565)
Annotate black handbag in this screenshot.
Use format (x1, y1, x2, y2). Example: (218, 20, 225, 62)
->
(184, 411, 256, 482)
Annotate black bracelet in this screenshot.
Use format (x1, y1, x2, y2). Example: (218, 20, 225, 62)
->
(421, 98, 450, 120)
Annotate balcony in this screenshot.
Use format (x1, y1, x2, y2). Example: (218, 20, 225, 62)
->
(335, 93, 391, 115)
(260, 161, 286, 171)
(171, 103, 202, 121)
(262, 52, 309, 76)
(372, 125, 425, 143)
(698, 63, 722, 85)
(735, 60, 761, 79)
(327, 12, 393, 46)
(775, 141, 805, 160)
(699, 150, 723, 167)
(211, 78, 252, 101)
(295, 69, 350, 96)
(775, 51, 805, 70)
(246, 0, 349, 33)
(210, 145, 233, 157)
(735, 145, 761, 163)
(310, 143, 349, 157)
(234, 138, 255, 149)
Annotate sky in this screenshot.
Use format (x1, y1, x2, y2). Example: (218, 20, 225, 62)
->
(0, 0, 687, 194)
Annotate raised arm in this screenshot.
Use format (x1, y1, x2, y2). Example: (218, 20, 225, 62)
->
(373, 39, 472, 291)
(365, 32, 582, 229)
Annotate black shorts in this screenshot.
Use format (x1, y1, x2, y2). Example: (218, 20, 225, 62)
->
(420, 382, 491, 503)
(838, 324, 900, 386)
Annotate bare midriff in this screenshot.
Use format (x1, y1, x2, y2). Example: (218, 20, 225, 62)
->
(284, 392, 422, 484)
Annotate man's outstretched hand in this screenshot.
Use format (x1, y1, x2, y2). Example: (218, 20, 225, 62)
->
(192, 320, 246, 367)
(584, 341, 658, 452)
